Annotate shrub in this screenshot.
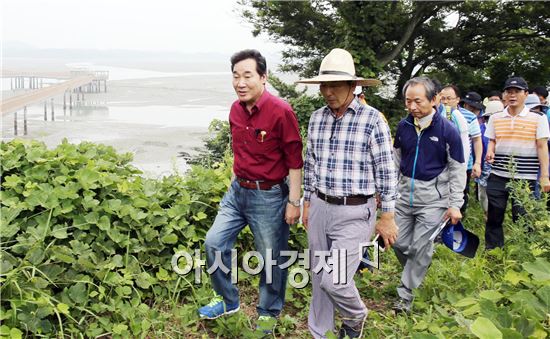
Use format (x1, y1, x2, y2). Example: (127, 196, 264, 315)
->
(0, 139, 230, 337)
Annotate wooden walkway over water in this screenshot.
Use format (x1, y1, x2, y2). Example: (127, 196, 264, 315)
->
(1, 69, 109, 135)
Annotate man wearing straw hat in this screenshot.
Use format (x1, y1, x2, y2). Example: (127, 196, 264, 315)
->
(297, 48, 398, 339)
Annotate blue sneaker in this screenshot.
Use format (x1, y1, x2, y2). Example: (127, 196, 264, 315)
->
(198, 295, 240, 319)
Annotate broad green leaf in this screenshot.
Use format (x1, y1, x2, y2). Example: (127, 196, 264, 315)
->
(455, 297, 478, 308)
(0, 260, 14, 274)
(0, 206, 22, 226)
(26, 247, 45, 265)
(532, 323, 549, 339)
(31, 277, 49, 289)
(115, 285, 132, 296)
(509, 290, 546, 320)
(504, 269, 529, 285)
(51, 225, 68, 239)
(156, 267, 170, 281)
(193, 211, 207, 221)
(51, 245, 75, 264)
(84, 212, 99, 225)
(0, 222, 20, 240)
(2, 174, 22, 188)
(536, 285, 550, 309)
(10, 327, 23, 339)
(112, 323, 128, 335)
(111, 254, 124, 268)
(135, 272, 153, 289)
(97, 215, 111, 231)
(470, 317, 502, 339)
(479, 290, 503, 302)
(462, 303, 481, 316)
(106, 199, 122, 212)
(141, 319, 151, 332)
(161, 233, 178, 244)
(68, 282, 88, 304)
(523, 258, 550, 281)
(499, 329, 522, 339)
(143, 180, 157, 197)
(514, 317, 535, 337)
(76, 168, 100, 190)
(0, 325, 10, 336)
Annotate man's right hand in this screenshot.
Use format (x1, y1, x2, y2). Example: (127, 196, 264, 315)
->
(302, 201, 310, 230)
(375, 212, 398, 249)
(485, 150, 495, 164)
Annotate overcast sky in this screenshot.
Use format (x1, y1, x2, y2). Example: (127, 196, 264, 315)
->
(1, 0, 282, 56)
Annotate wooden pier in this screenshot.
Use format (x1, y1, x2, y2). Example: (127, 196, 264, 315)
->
(1, 69, 109, 135)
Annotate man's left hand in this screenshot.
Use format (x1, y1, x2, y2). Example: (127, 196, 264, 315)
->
(285, 204, 301, 225)
(471, 163, 481, 178)
(445, 207, 462, 225)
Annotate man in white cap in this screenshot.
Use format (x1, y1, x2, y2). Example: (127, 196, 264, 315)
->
(297, 48, 398, 339)
(525, 93, 548, 115)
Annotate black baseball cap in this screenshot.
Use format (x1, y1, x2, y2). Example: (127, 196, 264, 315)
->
(503, 77, 528, 91)
(460, 91, 485, 110)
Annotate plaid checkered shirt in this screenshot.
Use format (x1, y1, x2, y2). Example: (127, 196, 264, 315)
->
(304, 98, 397, 212)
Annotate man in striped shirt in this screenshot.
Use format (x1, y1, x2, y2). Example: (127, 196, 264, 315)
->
(485, 77, 550, 249)
(297, 48, 398, 339)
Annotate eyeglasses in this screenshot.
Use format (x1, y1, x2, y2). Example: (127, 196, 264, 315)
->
(440, 96, 457, 101)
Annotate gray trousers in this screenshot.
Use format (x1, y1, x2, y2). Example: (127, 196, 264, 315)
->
(393, 203, 447, 302)
(308, 193, 376, 339)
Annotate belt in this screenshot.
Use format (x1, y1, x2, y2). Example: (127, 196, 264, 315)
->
(237, 177, 284, 190)
(316, 190, 373, 205)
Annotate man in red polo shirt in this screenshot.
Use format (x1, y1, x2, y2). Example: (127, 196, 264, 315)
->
(198, 49, 303, 334)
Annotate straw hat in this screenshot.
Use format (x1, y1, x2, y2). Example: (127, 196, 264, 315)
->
(296, 48, 381, 86)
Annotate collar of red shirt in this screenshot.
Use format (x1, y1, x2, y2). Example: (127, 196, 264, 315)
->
(238, 89, 270, 114)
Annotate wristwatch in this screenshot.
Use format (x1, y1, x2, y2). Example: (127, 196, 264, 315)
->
(287, 199, 301, 207)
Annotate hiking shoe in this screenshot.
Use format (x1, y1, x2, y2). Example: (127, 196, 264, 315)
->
(393, 298, 412, 314)
(198, 295, 239, 319)
(338, 313, 366, 339)
(338, 322, 363, 339)
(256, 315, 277, 334)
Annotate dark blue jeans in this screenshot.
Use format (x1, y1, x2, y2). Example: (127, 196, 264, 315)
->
(204, 180, 289, 317)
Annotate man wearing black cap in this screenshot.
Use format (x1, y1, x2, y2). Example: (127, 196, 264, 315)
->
(461, 91, 485, 117)
(485, 76, 550, 249)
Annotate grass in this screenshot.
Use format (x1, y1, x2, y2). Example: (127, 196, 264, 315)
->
(150, 187, 548, 338)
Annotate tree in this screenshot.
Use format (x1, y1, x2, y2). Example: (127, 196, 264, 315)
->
(240, 1, 550, 112)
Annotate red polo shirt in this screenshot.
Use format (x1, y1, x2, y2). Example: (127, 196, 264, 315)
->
(230, 90, 303, 181)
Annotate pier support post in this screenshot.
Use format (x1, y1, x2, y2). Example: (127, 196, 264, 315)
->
(51, 98, 55, 121)
(24, 106, 28, 135)
(14, 111, 18, 136)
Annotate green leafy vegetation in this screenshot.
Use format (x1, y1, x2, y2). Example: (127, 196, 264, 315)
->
(1, 139, 548, 338)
